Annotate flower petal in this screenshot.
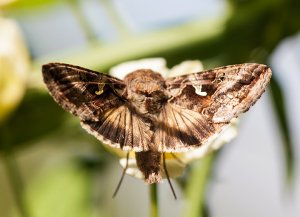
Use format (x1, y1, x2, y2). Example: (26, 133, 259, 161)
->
(109, 58, 168, 79)
(167, 60, 203, 77)
(119, 155, 186, 180)
(180, 119, 238, 163)
(120, 158, 144, 180)
(0, 18, 29, 123)
(0, 0, 16, 7)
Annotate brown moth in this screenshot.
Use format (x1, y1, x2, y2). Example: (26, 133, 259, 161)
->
(42, 63, 272, 186)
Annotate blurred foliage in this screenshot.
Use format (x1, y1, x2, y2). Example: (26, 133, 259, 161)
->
(0, 90, 67, 151)
(24, 162, 94, 217)
(1, 0, 300, 217)
(4, 0, 61, 9)
(269, 76, 294, 183)
(184, 155, 214, 217)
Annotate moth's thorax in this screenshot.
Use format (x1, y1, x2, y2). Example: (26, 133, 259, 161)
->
(124, 69, 169, 114)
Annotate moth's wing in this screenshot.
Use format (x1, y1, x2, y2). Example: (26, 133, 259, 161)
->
(167, 63, 272, 122)
(42, 63, 152, 151)
(155, 63, 272, 152)
(154, 103, 219, 152)
(42, 62, 125, 121)
(80, 107, 153, 151)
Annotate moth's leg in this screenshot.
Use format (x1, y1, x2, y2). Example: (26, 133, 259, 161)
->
(162, 153, 177, 199)
(112, 152, 129, 198)
(170, 153, 185, 166)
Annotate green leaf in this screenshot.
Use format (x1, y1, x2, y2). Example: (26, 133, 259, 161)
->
(269, 76, 295, 185)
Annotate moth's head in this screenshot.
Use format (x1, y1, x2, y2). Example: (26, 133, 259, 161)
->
(124, 69, 166, 97)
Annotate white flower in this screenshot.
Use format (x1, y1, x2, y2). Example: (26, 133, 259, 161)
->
(110, 58, 169, 79)
(0, 18, 30, 123)
(108, 58, 238, 180)
(0, 0, 16, 7)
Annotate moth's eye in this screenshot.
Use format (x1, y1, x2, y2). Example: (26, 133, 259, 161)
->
(150, 90, 168, 100)
(141, 92, 156, 98)
(215, 73, 226, 83)
(148, 91, 159, 98)
(219, 73, 226, 80)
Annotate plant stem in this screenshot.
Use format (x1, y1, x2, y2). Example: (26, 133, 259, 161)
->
(149, 183, 159, 217)
(99, 0, 133, 39)
(3, 152, 30, 217)
(185, 154, 214, 217)
(68, 0, 97, 43)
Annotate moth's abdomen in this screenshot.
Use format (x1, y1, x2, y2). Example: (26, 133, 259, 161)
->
(135, 151, 162, 184)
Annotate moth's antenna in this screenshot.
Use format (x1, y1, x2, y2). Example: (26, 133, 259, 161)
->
(112, 152, 129, 198)
(163, 153, 177, 199)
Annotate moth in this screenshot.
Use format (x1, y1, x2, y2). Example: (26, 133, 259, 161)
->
(42, 62, 271, 196)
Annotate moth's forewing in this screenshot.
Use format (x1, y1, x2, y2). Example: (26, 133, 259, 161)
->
(42, 63, 153, 152)
(42, 63, 125, 121)
(157, 63, 272, 152)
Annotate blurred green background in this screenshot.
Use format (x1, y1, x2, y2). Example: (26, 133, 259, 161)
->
(1, 0, 300, 217)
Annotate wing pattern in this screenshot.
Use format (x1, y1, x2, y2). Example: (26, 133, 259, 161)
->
(42, 63, 153, 151)
(43, 63, 271, 153)
(154, 104, 222, 152)
(155, 63, 271, 152)
(42, 63, 125, 121)
(81, 105, 153, 151)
